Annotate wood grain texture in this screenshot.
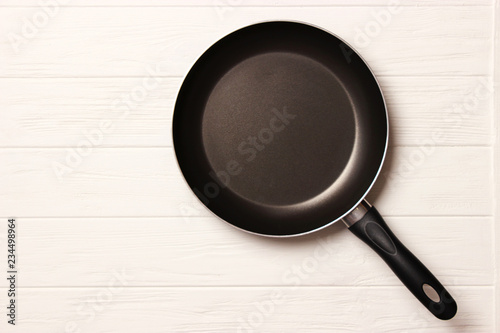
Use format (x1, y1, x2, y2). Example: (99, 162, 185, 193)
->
(0, 6, 492, 77)
(0, 2, 496, 332)
(0, 147, 492, 217)
(0, 216, 491, 288)
(0, 76, 493, 147)
(0, 287, 494, 333)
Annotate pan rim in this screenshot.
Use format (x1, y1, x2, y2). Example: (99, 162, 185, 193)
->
(172, 20, 389, 238)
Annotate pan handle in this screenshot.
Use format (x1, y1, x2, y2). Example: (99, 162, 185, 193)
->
(344, 201, 457, 320)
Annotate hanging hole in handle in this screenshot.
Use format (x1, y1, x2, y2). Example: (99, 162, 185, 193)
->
(422, 283, 440, 303)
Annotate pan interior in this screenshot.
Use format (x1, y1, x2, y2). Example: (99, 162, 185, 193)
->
(173, 21, 387, 236)
(202, 52, 356, 206)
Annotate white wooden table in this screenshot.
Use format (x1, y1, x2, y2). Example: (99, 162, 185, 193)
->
(0, 1, 498, 332)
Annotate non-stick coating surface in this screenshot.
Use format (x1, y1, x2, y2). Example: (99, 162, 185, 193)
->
(173, 22, 387, 236)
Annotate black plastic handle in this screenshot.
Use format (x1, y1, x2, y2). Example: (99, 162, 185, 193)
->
(348, 206, 457, 320)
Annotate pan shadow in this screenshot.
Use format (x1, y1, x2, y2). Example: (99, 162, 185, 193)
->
(238, 218, 346, 248)
(365, 104, 397, 205)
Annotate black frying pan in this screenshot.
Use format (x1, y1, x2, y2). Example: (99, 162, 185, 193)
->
(172, 21, 457, 320)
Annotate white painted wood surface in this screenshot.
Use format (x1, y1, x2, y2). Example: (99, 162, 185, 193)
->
(0, 287, 493, 332)
(0, 147, 492, 217)
(0, 1, 497, 332)
(2, 216, 492, 288)
(0, 7, 492, 77)
(492, 0, 499, 329)
(0, 76, 493, 147)
(0, 0, 493, 6)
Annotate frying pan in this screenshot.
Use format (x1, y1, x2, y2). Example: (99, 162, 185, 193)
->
(172, 21, 457, 320)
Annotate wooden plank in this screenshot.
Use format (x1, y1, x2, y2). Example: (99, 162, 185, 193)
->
(0, 76, 493, 147)
(0, 77, 178, 148)
(0, 287, 493, 332)
(0, 216, 491, 288)
(0, 147, 491, 217)
(0, 6, 491, 77)
(0, 0, 492, 6)
(493, 0, 500, 331)
(379, 76, 493, 147)
(0, 3, 495, 332)
(367, 147, 492, 216)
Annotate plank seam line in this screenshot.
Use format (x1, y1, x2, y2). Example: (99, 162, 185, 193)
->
(0, 5, 493, 8)
(0, 75, 493, 79)
(0, 215, 493, 219)
(0, 285, 494, 289)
